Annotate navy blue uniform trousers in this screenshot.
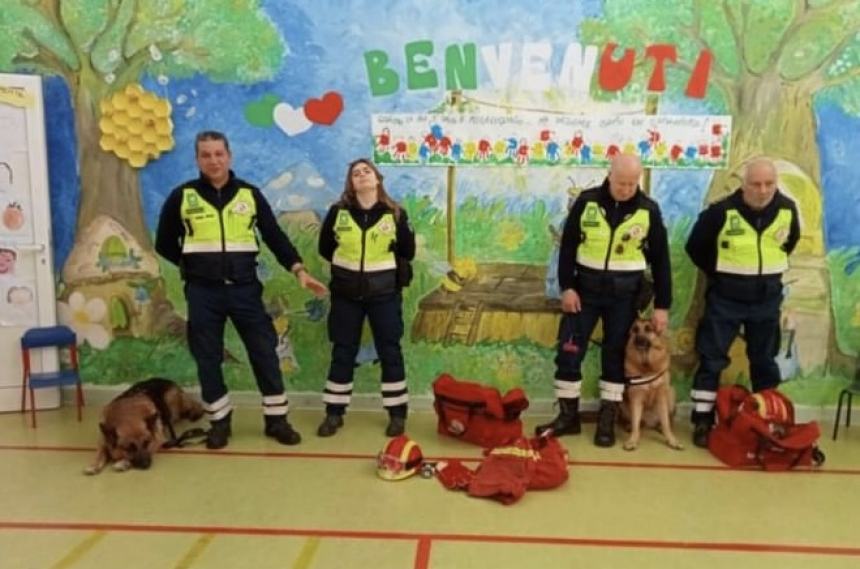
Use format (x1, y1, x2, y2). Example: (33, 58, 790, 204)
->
(555, 289, 638, 385)
(185, 280, 285, 404)
(690, 289, 782, 421)
(325, 292, 407, 417)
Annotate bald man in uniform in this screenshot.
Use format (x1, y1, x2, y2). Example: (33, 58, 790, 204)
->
(536, 155, 673, 447)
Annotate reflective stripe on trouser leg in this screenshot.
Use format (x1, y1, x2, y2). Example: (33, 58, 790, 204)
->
(599, 380, 625, 402)
(690, 389, 717, 414)
(204, 394, 232, 422)
(381, 379, 408, 409)
(554, 379, 582, 399)
(322, 380, 354, 407)
(262, 393, 289, 416)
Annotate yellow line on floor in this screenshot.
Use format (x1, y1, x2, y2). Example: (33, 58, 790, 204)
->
(291, 537, 322, 569)
(50, 530, 107, 569)
(173, 534, 215, 569)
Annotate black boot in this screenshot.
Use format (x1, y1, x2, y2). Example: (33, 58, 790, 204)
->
(692, 412, 714, 448)
(206, 412, 232, 450)
(594, 400, 618, 447)
(317, 414, 344, 437)
(385, 415, 406, 437)
(264, 415, 302, 445)
(535, 398, 581, 437)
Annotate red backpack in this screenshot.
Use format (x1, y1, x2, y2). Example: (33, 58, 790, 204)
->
(432, 373, 529, 448)
(708, 385, 825, 471)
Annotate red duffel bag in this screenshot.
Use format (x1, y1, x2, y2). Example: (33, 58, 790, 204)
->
(432, 373, 529, 448)
(708, 384, 825, 471)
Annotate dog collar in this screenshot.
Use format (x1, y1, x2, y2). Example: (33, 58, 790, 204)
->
(627, 368, 668, 386)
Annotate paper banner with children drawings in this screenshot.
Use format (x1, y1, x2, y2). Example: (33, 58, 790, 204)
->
(371, 113, 732, 169)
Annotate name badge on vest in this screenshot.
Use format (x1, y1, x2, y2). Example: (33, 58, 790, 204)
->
(583, 205, 600, 227)
(726, 214, 744, 236)
(336, 211, 353, 230)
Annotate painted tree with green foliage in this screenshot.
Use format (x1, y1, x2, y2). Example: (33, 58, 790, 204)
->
(0, 0, 284, 250)
(583, 0, 860, 366)
(582, 0, 860, 202)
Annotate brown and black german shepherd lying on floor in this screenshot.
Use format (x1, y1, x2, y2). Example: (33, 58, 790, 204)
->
(84, 378, 203, 474)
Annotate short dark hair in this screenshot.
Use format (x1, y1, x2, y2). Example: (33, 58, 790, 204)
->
(195, 131, 230, 154)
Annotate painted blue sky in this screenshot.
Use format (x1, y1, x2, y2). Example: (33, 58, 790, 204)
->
(39, 0, 860, 271)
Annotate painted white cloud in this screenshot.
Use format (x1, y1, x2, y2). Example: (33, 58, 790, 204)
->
(287, 194, 310, 208)
(307, 175, 325, 188)
(267, 171, 294, 190)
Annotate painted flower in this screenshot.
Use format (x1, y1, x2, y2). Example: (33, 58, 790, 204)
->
(58, 291, 111, 350)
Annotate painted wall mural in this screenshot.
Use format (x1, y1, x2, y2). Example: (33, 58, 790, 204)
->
(1, 0, 859, 407)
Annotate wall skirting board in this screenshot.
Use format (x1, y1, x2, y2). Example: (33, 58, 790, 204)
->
(65, 385, 837, 424)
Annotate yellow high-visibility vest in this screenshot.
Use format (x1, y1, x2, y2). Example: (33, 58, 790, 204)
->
(716, 208, 792, 275)
(332, 210, 397, 272)
(180, 187, 258, 254)
(576, 202, 650, 271)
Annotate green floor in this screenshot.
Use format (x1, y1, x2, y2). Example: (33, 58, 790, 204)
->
(1, 404, 859, 569)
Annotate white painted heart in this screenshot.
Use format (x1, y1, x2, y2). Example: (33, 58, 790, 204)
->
(273, 102, 312, 136)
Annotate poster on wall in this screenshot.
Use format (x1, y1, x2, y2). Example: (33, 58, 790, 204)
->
(0, 151, 35, 241)
(371, 113, 732, 169)
(0, 112, 38, 328)
(0, 245, 38, 327)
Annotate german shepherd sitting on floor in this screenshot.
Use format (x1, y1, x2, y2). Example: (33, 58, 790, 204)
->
(619, 319, 682, 451)
(84, 378, 204, 475)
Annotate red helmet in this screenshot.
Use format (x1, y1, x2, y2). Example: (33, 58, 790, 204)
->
(745, 390, 792, 424)
(376, 435, 423, 481)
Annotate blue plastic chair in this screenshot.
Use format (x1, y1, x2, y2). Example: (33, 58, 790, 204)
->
(20, 325, 84, 428)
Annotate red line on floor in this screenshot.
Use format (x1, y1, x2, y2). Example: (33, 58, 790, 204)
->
(1, 444, 857, 474)
(1, 521, 859, 558)
(413, 537, 432, 569)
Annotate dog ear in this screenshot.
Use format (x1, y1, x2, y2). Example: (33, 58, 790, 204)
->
(145, 413, 160, 434)
(99, 423, 117, 446)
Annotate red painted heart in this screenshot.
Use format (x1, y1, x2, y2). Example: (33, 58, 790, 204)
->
(303, 91, 343, 125)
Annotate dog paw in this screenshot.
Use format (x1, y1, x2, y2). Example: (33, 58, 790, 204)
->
(667, 439, 684, 450)
(83, 465, 101, 476)
(623, 440, 639, 451)
(112, 460, 131, 472)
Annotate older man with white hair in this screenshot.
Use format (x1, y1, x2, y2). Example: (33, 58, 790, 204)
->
(685, 157, 801, 448)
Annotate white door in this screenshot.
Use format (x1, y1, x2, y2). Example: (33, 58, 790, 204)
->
(0, 73, 60, 412)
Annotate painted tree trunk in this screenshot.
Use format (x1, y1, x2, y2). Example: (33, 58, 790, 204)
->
(60, 79, 181, 339)
(708, 72, 820, 201)
(72, 86, 151, 249)
(678, 71, 835, 374)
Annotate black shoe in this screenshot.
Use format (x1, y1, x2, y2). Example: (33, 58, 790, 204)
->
(535, 398, 581, 437)
(594, 401, 618, 447)
(264, 417, 302, 445)
(206, 414, 232, 450)
(692, 421, 712, 448)
(317, 414, 344, 437)
(385, 415, 406, 437)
